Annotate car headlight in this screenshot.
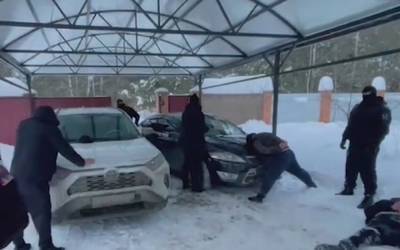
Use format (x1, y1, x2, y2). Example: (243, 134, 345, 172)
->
(146, 153, 165, 171)
(209, 151, 246, 163)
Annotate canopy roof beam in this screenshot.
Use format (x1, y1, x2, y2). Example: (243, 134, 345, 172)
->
(0, 20, 299, 39)
(5, 49, 244, 58)
(25, 64, 211, 69)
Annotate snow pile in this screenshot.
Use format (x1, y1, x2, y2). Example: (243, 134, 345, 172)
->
(318, 76, 334, 92)
(154, 87, 169, 94)
(372, 76, 386, 91)
(191, 75, 273, 95)
(3, 121, 400, 250)
(0, 77, 35, 97)
(240, 119, 271, 133)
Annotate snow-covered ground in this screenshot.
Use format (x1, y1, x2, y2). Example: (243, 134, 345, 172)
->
(3, 121, 400, 250)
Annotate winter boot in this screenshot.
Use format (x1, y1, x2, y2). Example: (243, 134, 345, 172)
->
(14, 243, 32, 250)
(40, 246, 65, 250)
(248, 194, 264, 203)
(336, 187, 354, 196)
(357, 195, 374, 209)
(315, 239, 356, 250)
(308, 181, 318, 188)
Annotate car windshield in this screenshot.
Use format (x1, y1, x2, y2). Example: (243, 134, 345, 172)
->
(205, 116, 245, 136)
(59, 113, 140, 143)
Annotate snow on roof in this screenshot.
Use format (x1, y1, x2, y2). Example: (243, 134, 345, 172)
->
(372, 76, 386, 91)
(318, 76, 334, 91)
(192, 75, 273, 95)
(57, 107, 122, 115)
(0, 77, 35, 97)
(154, 88, 169, 94)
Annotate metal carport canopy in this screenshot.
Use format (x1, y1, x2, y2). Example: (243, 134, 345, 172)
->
(1, 0, 400, 77)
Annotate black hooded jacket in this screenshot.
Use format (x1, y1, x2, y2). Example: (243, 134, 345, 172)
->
(118, 103, 140, 125)
(343, 96, 391, 147)
(10, 106, 85, 183)
(180, 96, 208, 153)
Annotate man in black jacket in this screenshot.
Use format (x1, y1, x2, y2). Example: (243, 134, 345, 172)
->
(315, 198, 400, 250)
(117, 99, 140, 126)
(10, 106, 93, 250)
(180, 94, 208, 192)
(246, 133, 317, 203)
(338, 86, 391, 209)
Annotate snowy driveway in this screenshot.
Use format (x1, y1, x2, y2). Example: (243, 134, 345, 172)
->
(4, 122, 400, 250)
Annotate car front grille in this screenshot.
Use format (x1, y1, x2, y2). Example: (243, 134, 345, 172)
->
(67, 172, 152, 195)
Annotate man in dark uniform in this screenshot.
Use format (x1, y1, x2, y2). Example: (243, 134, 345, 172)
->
(117, 99, 140, 126)
(338, 86, 391, 209)
(180, 94, 208, 192)
(10, 106, 93, 250)
(315, 198, 400, 250)
(246, 133, 317, 203)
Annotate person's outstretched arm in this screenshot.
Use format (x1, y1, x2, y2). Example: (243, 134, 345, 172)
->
(47, 126, 85, 167)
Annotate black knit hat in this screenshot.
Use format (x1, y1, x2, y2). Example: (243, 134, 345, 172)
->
(362, 86, 377, 97)
(189, 94, 200, 104)
(33, 106, 59, 126)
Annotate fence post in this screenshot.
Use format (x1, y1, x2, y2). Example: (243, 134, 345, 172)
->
(262, 77, 273, 124)
(372, 76, 386, 97)
(318, 76, 334, 123)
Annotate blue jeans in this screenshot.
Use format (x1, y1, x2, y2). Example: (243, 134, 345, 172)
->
(258, 150, 315, 196)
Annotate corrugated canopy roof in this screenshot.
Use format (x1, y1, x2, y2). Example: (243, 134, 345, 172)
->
(0, 0, 400, 76)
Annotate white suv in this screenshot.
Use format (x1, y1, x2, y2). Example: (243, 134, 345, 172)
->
(51, 107, 169, 220)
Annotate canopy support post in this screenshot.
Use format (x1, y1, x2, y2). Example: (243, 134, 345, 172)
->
(272, 52, 281, 136)
(26, 74, 35, 114)
(197, 74, 203, 104)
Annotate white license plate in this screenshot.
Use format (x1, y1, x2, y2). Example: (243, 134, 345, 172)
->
(91, 193, 139, 208)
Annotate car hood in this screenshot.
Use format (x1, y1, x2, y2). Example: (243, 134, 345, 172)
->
(57, 137, 160, 170)
(206, 135, 248, 156)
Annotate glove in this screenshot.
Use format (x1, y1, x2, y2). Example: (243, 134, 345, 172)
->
(340, 139, 347, 150)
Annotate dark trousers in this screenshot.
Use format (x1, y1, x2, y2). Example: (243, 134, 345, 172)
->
(13, 181, 53, 249)
(345, 145, 379, 195)
(182, 150, 204, 191)
(347, 213, 400, 248)
(258, 150, 315, 196)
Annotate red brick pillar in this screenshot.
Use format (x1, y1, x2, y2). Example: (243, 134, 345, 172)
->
(318, 76, 334, 123)
(262, 91, 273, 124)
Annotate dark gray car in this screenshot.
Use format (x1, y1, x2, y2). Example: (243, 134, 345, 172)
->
(140, 114, 260, 186)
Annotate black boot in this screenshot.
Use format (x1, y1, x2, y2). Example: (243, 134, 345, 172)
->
(315, 239, 355, 250)
(40, 246, 65, 250)
(336, 187, 354, 196)
(248, 194, 264, 203)
(14, 243, 32, 250)
(308, 181, 318, 188)
(357, 195, 374, 209)
(182, 182, 190, 190)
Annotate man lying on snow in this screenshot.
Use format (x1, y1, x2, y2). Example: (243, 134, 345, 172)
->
(245, 133, 317, 203)
(315, 198, 400, 250)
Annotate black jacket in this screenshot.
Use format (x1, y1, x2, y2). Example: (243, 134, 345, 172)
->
(180, 103, 208, 152)
(364, 197, 400, 223)
(251, 133, 288, 155)
(10, 107, 85, 183)
(118, 104, 140, 125)
(343, 96, 391, 147)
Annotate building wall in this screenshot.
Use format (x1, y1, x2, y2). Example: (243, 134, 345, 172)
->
(0, 97, 112, 145)
(202, 94, 263, 124)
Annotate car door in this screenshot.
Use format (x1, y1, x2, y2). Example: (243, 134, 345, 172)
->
(153, 118, 183, 175)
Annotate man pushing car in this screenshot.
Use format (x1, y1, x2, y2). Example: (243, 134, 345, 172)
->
(245, 132, 317, 203)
